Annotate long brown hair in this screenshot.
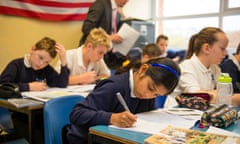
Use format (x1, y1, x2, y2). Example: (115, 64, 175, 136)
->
(185, 27, 225, 59)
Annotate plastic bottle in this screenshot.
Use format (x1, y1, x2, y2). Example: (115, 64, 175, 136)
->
(216, 73, 233, 105)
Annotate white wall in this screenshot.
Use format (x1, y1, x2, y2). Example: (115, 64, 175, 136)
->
(124, 0, 152, 20)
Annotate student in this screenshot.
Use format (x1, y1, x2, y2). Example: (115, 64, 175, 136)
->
(114, 43, 162, 75)
(220, 42, 240, 93)
(167, 27, 240, 107)
(0, 37, 69, 91)
(66, 57, 181, 143)
(56, 28, 111, 85)
(156, 34, 169, 58)
(141, 43, 162, 62)
(156, 34, 184, 63)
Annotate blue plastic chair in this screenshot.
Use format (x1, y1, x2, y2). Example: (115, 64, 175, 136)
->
(43, 95, 84, 144)
(154, 95, 167, 109)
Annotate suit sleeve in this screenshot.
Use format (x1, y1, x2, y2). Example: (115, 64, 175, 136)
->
(82, 1, 104, 36)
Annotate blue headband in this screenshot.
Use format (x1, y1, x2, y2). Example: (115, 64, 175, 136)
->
(150, 63, 179, 78)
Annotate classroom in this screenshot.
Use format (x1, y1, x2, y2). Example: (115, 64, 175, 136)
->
(0, 0, 240, 144)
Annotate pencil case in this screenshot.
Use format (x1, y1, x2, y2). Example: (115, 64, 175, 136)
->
(175, 93, 211, 111)
(200, 104, 238, 128)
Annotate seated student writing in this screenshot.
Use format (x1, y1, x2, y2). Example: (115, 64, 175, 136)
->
(220, 42, 240, 93)
(0, 37, 69, 91)
(167, 27, 240, 107)
(66, 57, 181, 144)
(55, 28, 111, 85)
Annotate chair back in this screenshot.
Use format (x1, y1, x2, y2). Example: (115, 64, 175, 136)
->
(154, 96, 167, 108)
(43, 95, 84, 144)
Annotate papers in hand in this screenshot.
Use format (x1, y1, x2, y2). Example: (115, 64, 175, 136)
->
(113, 23, 140, 55)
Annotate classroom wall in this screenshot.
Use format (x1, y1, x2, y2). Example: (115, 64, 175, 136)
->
(0, 15, 83, 73)
(0, 0, 150, 73)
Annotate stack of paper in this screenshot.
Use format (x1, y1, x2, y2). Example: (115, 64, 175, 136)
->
(21, 84, 95, 102)
(8, 98, 43, 108)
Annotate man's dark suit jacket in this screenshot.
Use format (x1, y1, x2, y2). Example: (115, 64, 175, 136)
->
(79, 0, 125, 70)
(80, 0, 114, 45)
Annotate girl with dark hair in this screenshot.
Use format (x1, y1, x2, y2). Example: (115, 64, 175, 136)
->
(66, 57, 180, 144)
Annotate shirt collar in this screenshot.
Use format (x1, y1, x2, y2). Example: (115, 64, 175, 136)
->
(111, 0, 117, 10)
(79, 46, 95, 71)
(24, 54, 31, 68)
(129, 69, 136, 98)
(191, 54, 212, 73)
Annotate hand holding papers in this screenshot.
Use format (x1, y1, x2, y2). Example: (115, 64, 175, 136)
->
(112, 23, 140, 55)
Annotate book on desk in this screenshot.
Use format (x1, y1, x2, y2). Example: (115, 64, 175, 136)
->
(7, 98, 43, 108)
(144, 125, 240, 144)
(21, 84, 95, 102)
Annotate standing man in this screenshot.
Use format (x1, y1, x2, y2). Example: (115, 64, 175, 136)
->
(79, 0, 129, 69)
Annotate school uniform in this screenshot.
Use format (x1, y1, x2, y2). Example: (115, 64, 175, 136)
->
(166, 55, 221, 107)
(0, 55, 69, 91)
(60, 46, 110, 76)
(220, 54, 240, 93)
(66, 70, 155, 144)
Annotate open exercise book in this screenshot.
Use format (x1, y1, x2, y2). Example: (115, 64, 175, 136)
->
(21, 84, 95, 102)
(110, 108, 240, 143)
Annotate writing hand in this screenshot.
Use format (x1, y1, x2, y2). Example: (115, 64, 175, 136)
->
(79, 71, 97, 84)
(29, 81, 48, 91)
(110, 111, 137, 128)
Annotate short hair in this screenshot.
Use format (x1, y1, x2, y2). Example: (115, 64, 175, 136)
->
(156, 34, 168, 43)
(35, 37, 57, 58)
(85, 28, 111, 50)
(142, 43, 162, 58)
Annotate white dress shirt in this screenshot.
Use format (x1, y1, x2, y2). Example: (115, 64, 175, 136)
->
(55, 46, 110, 76)
(166, 55, 221, 107)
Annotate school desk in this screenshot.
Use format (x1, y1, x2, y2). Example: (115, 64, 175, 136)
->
(88, 114, 240, 144)
(0, 99, 43, 144)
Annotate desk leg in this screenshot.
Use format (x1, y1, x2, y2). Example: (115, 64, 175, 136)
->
(88, 133, 93, 144)
(28, 110, 43, 144)
(28, 112, 33, 144)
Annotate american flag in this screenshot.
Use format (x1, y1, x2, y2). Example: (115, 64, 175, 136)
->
(0, 0, 95, 21)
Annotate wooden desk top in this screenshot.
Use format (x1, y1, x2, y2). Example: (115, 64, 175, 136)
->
(89, 125, 150, 144)
(0, 99, 43, 114)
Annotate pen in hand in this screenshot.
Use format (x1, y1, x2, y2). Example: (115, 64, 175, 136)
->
(116, 92, 130, 112)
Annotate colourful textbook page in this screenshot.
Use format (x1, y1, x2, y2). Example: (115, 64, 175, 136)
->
(144, 125, 240, 144)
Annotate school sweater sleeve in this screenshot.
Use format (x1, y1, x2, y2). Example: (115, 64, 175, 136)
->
(45, 65, 69, 88)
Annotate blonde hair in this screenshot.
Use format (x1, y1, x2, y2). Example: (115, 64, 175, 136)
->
(85, 28, 111, 50)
